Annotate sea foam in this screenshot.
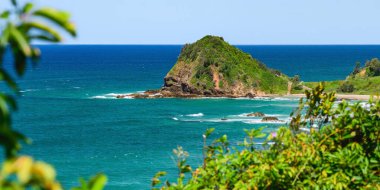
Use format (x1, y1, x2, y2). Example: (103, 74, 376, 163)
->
(186, 113, 204, 117)
(90, 92, 134, 99)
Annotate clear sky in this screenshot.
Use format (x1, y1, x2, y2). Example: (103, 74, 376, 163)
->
(32, 0, 380, 45)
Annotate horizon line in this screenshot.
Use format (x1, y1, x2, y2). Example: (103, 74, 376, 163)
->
(34, 43, 380, 46)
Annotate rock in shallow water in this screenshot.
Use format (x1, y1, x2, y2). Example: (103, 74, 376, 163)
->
(247, 112, 265, 117)
(261, 116, 282, 122)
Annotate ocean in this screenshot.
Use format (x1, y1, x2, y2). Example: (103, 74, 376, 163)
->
(6, 45, 380, 189)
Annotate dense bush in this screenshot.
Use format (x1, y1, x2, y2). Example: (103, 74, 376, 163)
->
(365, 58, 380, 77)
(290, 75, 303, 91)
(153, 83, 380, 189)
(339, 82, 355, 93)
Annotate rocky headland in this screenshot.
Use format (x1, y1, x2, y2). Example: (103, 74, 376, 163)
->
(121, 35, 290, 99)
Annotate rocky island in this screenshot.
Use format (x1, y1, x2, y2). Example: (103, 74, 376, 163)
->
(123, 35, 290, 99)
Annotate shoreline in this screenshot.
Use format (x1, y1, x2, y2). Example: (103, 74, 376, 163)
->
(113, 90, 376, 101)
(284, 94, 376, 101)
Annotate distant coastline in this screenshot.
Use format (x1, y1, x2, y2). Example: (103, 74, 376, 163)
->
(114, 36, 380, 101)
(111, 90, 375, 101)
(283, 94, 373, 101)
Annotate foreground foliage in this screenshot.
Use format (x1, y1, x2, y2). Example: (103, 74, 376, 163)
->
(153, 84, 380, 189)
(0, 1, 106, 189)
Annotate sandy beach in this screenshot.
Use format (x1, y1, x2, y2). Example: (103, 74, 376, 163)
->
(286, 94, 378, 101)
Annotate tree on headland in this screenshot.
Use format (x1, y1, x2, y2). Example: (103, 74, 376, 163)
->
(350, 61, 361, 77)
(365, 58, 380, 77)
(290, 75, 303, 91)
(0, 0, 106, 189)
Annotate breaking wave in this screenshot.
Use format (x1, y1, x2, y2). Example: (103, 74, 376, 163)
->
(90, 92, 135, 99)
(176, 117, 289, 125)
(186, 113, 204, 117)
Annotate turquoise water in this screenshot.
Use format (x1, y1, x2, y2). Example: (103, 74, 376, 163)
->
(6, 45, 380, 189)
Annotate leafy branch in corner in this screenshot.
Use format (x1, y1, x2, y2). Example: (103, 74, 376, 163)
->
(0, 1, 106, 189)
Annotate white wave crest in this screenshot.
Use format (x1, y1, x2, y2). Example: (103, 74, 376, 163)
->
(20, 89, 39, 93)
(252, 97, 299, 101)
(180, 117, 289, 124)
(234, 113, 287, 117)
(90, 92, 136, 99)
(104, 93, 132, 96)
(236, 113, 251, 117)
(91, 95, 110, 99)
(186, 113, 204, 117)
(243, 119, 287, 124)
(266, 114, 288, 117)
(272, 97, 295, 101)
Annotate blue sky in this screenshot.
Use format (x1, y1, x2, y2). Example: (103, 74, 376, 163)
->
(33, 0, 380, 44)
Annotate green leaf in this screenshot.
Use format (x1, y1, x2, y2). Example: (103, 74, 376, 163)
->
(343, 132, 355, 139)
(154, 171, 167, 178)
(11, 0, 17, 6)
(23, 21, 63, 42)
(22, 3, 34, 14)
(0, 69, 19, 93)
(256, 133, 266, 138)
(71, 178, 88, 190)
(29, 35, 60, 43)
(14, 51, 27, 76)
(88, 174, 107, 190)
(31, 47, 41, 58)
(152, 171, 166, 187)
(181, 165, 191, 173)
(0, 11, 10, 19)
(0, 25, 11, 46)
(9, 23, 32, 56)
(204, 128, 215, 138)
(33, 8, 76, 37)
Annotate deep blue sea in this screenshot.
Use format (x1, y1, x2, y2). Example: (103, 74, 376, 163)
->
(5, 45, 380, 189)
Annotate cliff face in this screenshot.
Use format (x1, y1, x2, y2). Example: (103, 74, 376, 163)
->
(161, 35, 289, 97)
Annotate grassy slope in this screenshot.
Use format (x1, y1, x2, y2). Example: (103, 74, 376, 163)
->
(298, 58, 380, 95)
(170, 35, 289, 94)
(303, 76, 380, 95)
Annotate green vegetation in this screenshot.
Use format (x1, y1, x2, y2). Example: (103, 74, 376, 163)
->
(304, 59, 380, 95)
(362, 58, 380, 77)
(168, 35, 289, 94)
(0, 1, 106, 189)
(153, 84, 380, 189)
(338, 81, 355, 93)
(290, 74, 304, 92)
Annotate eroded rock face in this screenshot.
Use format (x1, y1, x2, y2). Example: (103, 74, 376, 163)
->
(132, 93, 149, 99)
(247, 112, 265, 117)
(164, 76, 178, 87)
(245, 93, 255, 98)
(116, 95, 126, 99)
